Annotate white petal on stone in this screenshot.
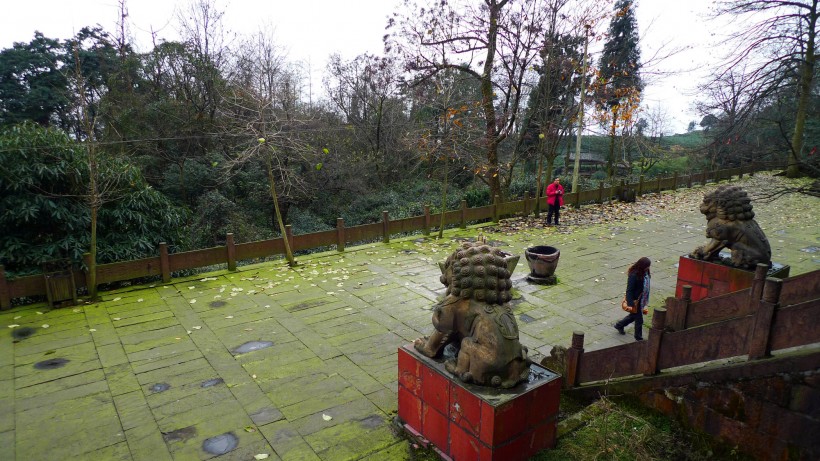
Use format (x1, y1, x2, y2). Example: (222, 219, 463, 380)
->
(8, 324, 19, 328)
(225, 315, 234, 319)
(192, 326, 202, 330)
(36, 311, 43, 315)
(322, 414, 332, 421)
(89, 328, 97, 332)
(188, 286, 195, 290)
(113, 297, 121, 301)
(252, 374, 257, 379)
(254, 455, 270, 460)
(137, 298, 144, 302)
(189, 299, 197, 304)
(113, 317, 121, 321)
(41, 324, 50, 329)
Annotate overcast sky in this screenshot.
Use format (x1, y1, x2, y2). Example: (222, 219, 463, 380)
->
(1, 0, 725, 133)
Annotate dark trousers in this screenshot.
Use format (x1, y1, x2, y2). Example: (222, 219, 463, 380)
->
(615, 312, 643, 340)
(546, 203, 560, 224)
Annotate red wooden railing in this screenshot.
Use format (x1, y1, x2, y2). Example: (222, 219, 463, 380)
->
(564, 268, 820, 387)
(0, 162, 776, 309)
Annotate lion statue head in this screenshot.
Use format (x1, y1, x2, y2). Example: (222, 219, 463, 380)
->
(439, 242, 513, 304)
(699, 185, 755, 221)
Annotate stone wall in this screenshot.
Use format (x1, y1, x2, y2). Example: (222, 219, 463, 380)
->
(567, 351, 820, 461)
(640, 369, 819, 460)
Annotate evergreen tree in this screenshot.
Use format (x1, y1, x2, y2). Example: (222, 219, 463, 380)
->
(0, 33, 70, 129)
(519, 32, 585, 212)
(596, 0, 643, 179)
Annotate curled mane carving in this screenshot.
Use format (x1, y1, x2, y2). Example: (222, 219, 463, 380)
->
(440, 243, 513, 304)
(700, 185, 755, 222)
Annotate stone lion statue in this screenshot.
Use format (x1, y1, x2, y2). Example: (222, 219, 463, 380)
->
(413, 242, 531, 388)
(689, 185, 771, 269)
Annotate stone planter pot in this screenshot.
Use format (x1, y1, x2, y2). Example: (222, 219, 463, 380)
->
(524, 246, 560, 284)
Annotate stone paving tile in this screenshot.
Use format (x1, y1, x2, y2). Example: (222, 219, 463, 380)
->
(2, 175, 817, 460)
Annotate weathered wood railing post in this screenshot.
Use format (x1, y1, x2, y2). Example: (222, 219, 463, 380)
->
(83, 252, 94, 296)
(523, 191, 530, 215)
(702, 169, 708, 185)
(336, 218, 345, 252)
(382, 211, 390, 243)
(739, 163, 744, 179)
(749, 161, 755, 176)
(750, 263, 768, 303)
(638, 175, 645, 196)
(423, 205, 431, 236)
(226, 233, 237, 271)
(665, 285, 691, 331)
(687, 172, 693, 189)
(672, 172, 678, 191)
(643, 308, 667, 376)
(597, 181, 604, 203)
(460, 200, 467, 229)
(748, 277, 782, 360)
(159, 242, 171, 283)
(0, 265, 11, 310)
(493, 195, 500, 222)
(565, 331, 585, 388)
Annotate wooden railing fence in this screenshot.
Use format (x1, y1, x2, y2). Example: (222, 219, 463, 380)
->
(0, 162, 780, 309)
(564, 268, 820, 387)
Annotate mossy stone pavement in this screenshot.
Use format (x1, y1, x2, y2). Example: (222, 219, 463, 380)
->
(1, 175, 818, 460)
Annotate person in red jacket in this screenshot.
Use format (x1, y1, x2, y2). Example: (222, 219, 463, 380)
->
(545, 177, 564, 225)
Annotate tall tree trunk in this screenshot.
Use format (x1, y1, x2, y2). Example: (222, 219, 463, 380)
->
(88, 203, 98, 299)
(480, 1, 505, 201)
(438, 155, 450, 239)
(787, 1, 817, 178)
(535, 140, 545, 217)
(607, 106, 619, 179)
(265, 151, 295, 266)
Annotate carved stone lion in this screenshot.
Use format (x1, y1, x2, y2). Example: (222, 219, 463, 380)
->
(689, 185, 771, 269)
(413, 242, 530, 388)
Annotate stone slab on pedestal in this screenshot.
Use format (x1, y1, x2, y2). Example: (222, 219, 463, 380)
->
(675, 255, 790, 302)
(397, 345, 561, 461)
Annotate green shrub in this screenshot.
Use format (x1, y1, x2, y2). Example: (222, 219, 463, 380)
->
(464, 184, 491, 207)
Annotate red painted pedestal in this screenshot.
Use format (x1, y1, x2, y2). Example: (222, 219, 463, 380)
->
(398, 345, 560, 461)
(675, 256, 789, 302)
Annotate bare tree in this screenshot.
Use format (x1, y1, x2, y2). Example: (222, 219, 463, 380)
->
(67, 44, 131, 299)
(324, 53, 408, 182)
(709, 0, 818, 177)
(387, 0, 551, 200)
(220, 29, 317, 266)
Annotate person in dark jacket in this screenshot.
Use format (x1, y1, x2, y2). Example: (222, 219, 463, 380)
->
(614, 256, 651, 341)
